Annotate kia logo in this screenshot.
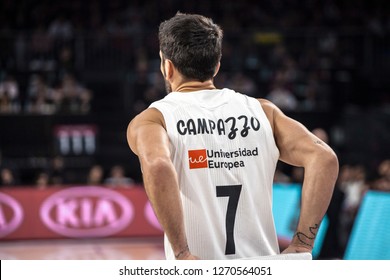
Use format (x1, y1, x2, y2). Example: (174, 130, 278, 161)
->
(0, 193, 24, 238)
(40, 187, 134, 237)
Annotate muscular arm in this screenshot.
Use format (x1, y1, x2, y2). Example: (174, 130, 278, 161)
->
(127, 108, 197, 259)
(260, 99, 339, 253)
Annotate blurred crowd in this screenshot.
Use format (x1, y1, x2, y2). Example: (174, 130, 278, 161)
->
(1, 0, 389, 35)
(0, 72, 92, 114)
(0, 0, 389, 115)
(0, 154, 136, 188)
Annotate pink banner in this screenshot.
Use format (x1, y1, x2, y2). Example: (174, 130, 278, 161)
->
(0, 186, 163, 240)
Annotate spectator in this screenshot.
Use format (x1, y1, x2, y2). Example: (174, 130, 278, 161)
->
(35, 171, 50, 189)
(371, 159, 390, 192)
(338, 165, 368, 250)
(104, 165, 134, 187)
(25, 74, 61, 114)
(86, 164, 104, 185)
(0, 167, 19, 186)
(0, 75, 21, 113)
(56, 46, 75, 80)
(340, 165, 368, 214)
(57, 73, 92, 114)
(49, 156, 66, 185)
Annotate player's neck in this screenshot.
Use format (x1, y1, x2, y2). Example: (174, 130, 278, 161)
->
(174, 80, 216, 93)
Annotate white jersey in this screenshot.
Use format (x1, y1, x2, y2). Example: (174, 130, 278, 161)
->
(149, 88, 280, 260)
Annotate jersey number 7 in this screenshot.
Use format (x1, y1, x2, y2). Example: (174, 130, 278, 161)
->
(216, 184, 242, 255)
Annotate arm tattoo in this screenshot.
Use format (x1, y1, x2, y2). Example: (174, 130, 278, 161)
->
(175, 244, 189, 259)
(295, 224, 319, 248)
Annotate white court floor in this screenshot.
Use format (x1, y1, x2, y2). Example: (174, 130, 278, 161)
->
(0, 237, 165, 260)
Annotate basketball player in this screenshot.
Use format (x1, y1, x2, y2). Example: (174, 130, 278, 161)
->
(127, 13, 338, 260)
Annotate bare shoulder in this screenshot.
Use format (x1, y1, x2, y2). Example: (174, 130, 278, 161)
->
(128, 108, 166, 131)
(127, 108, 166, 155)
(257, 98, 279, 131)
(258, 98, 278, 113)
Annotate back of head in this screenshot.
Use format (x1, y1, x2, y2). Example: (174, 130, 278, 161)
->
(159, 13, 223, 82)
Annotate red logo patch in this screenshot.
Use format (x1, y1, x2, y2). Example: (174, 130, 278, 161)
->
(188, 149, 208, 169)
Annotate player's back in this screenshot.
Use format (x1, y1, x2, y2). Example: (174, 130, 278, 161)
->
(150, 88, 280, 259)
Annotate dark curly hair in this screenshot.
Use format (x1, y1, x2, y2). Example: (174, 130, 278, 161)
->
(159, 13, 223, 82)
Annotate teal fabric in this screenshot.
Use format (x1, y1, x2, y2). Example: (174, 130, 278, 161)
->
(344, 191, 390, 260)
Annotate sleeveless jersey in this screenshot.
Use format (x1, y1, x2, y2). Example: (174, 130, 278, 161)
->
(149, 88, 280, 259)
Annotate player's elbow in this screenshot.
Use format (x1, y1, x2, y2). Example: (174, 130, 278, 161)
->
(317, 148, 339, 182)
(142, 156, 174, 179)
(141, 156, 177, 197)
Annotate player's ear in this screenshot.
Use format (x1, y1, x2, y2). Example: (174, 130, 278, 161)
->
(160, 51, 174, 80)
(165, 59, 175, 81)
(159, 51, 166, 77)
(213, 62, 221, 77)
